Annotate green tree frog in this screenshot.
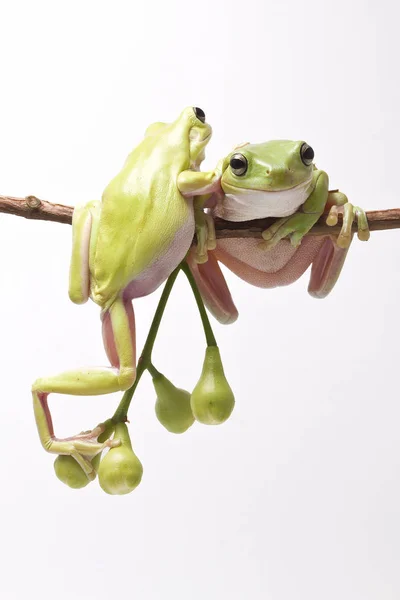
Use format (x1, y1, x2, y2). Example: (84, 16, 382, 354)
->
(187, 140, 369, 324)
(32, 106, 221, 478)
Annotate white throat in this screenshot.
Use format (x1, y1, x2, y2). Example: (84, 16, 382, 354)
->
(213, 177, 313, 222)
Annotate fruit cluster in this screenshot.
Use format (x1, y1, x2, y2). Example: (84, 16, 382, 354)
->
(54, 346, 234, 495)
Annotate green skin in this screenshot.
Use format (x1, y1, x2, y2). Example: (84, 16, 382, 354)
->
(190, 346, 235, 425)
(211, 140, 369, 251)
(153, 373, 195, 434)
(97, 423, 143, 495)
(32, 107, 222, 479)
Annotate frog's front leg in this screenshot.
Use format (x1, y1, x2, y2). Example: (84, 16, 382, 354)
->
(261, 170, 329, 250)
(178, 165, 222, 263)
(177, 166, 222, 197)
(326, 191, 370, 248)
(193, 196, 217, 264)
(32, 297, 136, 476)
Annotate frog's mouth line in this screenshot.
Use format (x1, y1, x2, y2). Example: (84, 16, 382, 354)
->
(215, 177, 314, 222)
(222, 175, 313, 195)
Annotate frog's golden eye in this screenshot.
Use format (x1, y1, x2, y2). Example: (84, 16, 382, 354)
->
(300, 143, 314, 166)
(230, 153, 248, 176)
(193, 107, 206, 123)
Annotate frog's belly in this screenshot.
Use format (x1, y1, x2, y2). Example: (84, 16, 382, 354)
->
(122, 207, 195, 300)
(215, 237, 324, 288)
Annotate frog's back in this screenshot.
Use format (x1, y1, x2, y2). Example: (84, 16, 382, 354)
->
(90, 128, 192, 307)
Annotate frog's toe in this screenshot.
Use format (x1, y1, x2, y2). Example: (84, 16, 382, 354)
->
(194, 211, 212, 264)
(261, 227, 281, 247)
(337, 202, 355, 249)
(258, 237, 280, 251)
(355, 206, 370, 242)
(261, 229, 273, 242)
(358, 229, 370, 242)
(326, 205, 339, 227)
(205, 213, 217, 250)
(194, 248, 209, 264)
(336, 232, 353, 249)
(289, 231, 305, 248)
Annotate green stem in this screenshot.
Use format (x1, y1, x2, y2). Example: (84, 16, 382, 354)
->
(181, 261, 217, 347)
(112, 265, 181, 423)
(147, 362, 161, 378)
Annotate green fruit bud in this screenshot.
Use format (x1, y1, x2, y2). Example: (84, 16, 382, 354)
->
(98, 423, 143, 495)
(191, 346, 235, 425)
(153, 373, 195, 434)
(54, 455, 92, 489)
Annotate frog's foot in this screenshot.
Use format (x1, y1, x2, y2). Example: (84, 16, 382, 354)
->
(48, 426, 120, 479)
(259, 216, 293, 250)
(260, 213, 317, 250)
(32, 382, 121, 479)
(326, 203, 370, 248)
(194, 210, 216, 264)
(327, 190, 348, 207)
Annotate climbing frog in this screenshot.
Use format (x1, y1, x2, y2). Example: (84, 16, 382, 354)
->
(187, 140, 369, 323)
(32, 106, 221, 478)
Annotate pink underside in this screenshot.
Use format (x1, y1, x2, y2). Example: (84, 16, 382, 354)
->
(216, 236, 350, 297)
(186, 249, 239, 324)
(101, 310, 119, 368)
(215, 237, 324, 288)
(189, 235, 351, 323)
(38, 392, 54, 437)
(308, 237, 350, 298)
(101, 300, 136, 368)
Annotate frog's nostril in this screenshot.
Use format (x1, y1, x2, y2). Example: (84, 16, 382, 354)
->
(266, 168, 271, 175)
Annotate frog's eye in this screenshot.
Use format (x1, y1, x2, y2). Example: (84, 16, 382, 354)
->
(193, 107, 206, 123)
(230, 153, 248, 176)
(300, 143, 314, 166)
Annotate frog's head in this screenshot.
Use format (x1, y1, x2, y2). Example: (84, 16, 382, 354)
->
(221, 140, 314, 191)
(170, 106, 213, 169)
(216, 140, 315, 221)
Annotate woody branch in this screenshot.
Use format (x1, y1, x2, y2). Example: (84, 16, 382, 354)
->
(0, 194, 399, 238)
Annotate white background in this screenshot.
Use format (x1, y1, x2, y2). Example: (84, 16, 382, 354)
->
(1, 1, 399, 598)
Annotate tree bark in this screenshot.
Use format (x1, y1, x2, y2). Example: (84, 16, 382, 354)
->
(0, 194, 399, 238)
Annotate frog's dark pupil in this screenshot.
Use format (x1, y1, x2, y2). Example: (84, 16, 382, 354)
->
(301, 144, 314, 163)
(194, 107, 206, 123)
(230, 158, 245, 169)
(304, 147, 314, 160)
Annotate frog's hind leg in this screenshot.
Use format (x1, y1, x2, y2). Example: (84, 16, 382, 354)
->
(101, 299, 136, 370)
(32, 297, 136, 476)
(186, 249, 238, 324)
(69, 201, 100, 305)
(308, 236, 351, 298)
